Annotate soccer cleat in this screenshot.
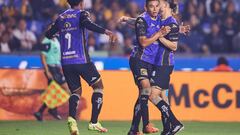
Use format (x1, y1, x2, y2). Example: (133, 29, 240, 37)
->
(143, 123, 159, 134)
(34, 112, 43, 121)
(67, 117, 79, 135)
(170, 123, 184, 135)
(48, 109, 62, 120)
(88, 122, 108, 132)
(160, 131, 172, 135)
(127, 131, 144, 135)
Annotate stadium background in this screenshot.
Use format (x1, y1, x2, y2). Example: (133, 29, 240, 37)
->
(0, 0, 240, 135)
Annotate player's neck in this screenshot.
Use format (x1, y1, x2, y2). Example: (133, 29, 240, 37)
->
(72, 5, 83, 10)
(161, 11, 171, 20)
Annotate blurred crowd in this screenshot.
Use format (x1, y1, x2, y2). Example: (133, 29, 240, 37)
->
(0, 0, 240, 56)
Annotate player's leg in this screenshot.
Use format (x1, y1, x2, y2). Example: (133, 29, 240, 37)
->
(62, 64, 81, 135)
(151, 66, 183, 135)
(129, 88, 142, 135)
(128, 57, 158, 135)
(149, 88, 172, 135)
(80, 62, 107, 132)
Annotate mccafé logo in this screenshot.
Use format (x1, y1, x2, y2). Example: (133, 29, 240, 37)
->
(169, 84, 240, 108)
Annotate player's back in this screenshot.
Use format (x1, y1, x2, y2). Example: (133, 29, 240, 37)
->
(56, 9, 89, 65)
(154, 16, 179, 66)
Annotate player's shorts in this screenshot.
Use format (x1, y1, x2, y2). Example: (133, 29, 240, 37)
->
(62, 62, 101, 92)
(151, 65, 174, 90)
(46, 65, 66, 85)
(129, 57, 154, 86)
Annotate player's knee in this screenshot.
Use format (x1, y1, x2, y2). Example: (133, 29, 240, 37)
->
(140, 87, 151, 96)
(93, 88, 103, 94)
(92, 79, 104, 90)
(72, 87, 82, 96)
(139, 79, 151, 89)
(149, 95, 162, 105)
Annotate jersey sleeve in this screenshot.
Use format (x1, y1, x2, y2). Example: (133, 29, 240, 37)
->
(45, 19, 59, 39)
(167, 23, 179, 42)
(80, 11, 106, 34)
(135, 17, 148, 37)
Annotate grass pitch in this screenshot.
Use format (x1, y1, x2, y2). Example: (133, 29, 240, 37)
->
(0, 120, 239, 135)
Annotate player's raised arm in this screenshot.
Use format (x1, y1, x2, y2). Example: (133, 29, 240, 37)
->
(80, 11, 117, 43)
(118, 16, 137, 27)
(45, 21, 59, 39)
(159, 23, 179, 51)
(179, 23, 191, 35)
(136, 17, 166, 47)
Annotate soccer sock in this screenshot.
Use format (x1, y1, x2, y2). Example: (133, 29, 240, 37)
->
(140, 95, 149, 128)
(168, 108, 181, 125)
(69, 94, 80, 119)
(38, 103, 47, 113)
(90, 92, 103, 124)
(156, 100, 178, 125)
(130, 98, 141, 132)
(162, 114, 171, 132)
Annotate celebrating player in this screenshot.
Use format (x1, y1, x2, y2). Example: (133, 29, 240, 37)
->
(127, 0, 170, 134)
(119, 0, 187, 135)
(150, 0, 184, 134)
(45, 0, 117, 135)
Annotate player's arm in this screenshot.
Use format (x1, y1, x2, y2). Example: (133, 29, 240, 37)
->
(179, 23, 191, 35)
(136, 17, 167, 48)
(80, 11, 117, 43)
(159, 23, 179, 51)
(45, 21, 59, 39)
(118, 16, 136, 27)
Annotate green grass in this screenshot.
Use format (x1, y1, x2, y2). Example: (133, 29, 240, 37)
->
(0, 121, 239, 135)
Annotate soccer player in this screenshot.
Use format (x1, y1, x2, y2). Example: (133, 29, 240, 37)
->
(127, 0, 170, 134)
(150, 0, 184, 134)
(119, 0, 187, 134)
(34, 36, 69, 121)
(45, 0, 117, 135)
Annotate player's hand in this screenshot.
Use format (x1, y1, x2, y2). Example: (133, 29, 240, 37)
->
(105, 30, 118, 45)
(158, 26, 171, 37)
(118, 16, 130, 23)
(179, 23, 191, 35)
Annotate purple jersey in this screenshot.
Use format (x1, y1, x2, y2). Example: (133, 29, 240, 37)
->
(131, 12, 161, 65)
(154, 16, 179, 66)
(56, 9, 89, 65)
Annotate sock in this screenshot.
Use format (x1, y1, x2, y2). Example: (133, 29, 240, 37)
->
(156, 100, 179, 125)
(130, 98, 141, 132)
(38, 103, 47, 113)
(69, 94, 80, 119)
(168, 108, 181, 125)
(140, 95, 149, 128)
(90, 92, 103, 124)
(162, 115, 171, 132)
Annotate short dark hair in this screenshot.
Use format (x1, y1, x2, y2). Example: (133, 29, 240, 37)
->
(67, 0, 83, 8)
(167, 0, 177, 10)
(145, 0, 160, 6)
(217, 56, 229, 66)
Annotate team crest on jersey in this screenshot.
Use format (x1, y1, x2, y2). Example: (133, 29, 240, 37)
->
(64, 22, 71, 28)
(172, 24, 178, 28)
(140, 68, 148, 76)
